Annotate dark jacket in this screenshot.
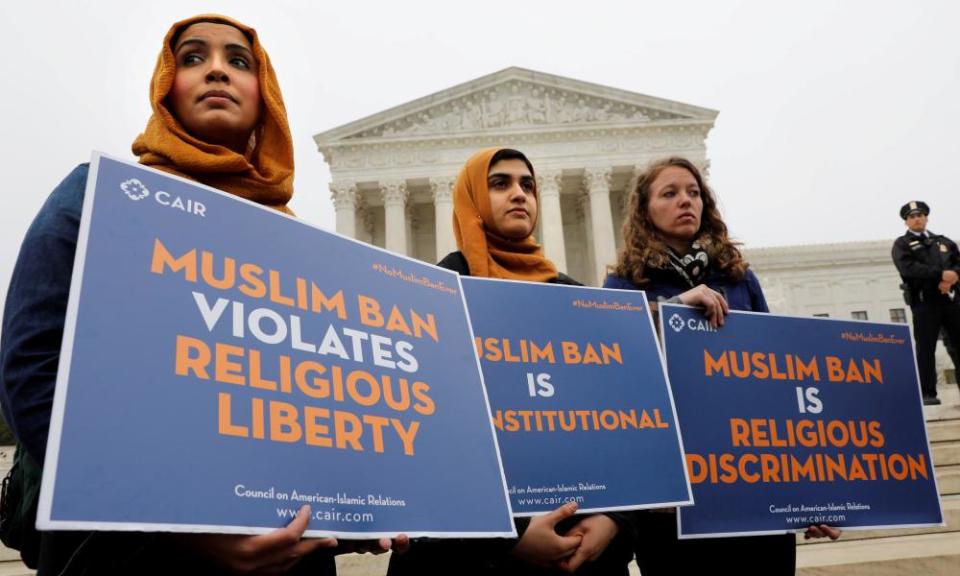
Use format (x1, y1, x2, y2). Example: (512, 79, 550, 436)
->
(1, 165, 88, 465)
(892, 230, 960, 306)
(437, 251, 581, 287)
(0, 165, 335, 575)
(604, 266, 768, 313)
(388, 251, 635, 576)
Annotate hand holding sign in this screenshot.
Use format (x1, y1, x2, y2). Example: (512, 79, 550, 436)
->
(179, 505, 338, 575)
(510, 502, 582, 567)
(557, 513, 620, 573)
(676, 285, 729, 328)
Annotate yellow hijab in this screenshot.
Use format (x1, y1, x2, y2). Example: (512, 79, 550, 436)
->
(452, 148, 558, 282)
(131, 14, 294, 213)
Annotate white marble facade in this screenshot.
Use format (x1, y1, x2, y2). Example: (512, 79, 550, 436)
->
(744, 241, 905, 320)
(315, 67, 716, 286)
(316, 68, 956, 383)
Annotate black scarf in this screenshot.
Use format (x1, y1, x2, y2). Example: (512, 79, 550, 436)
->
(667, 242, 709, 287)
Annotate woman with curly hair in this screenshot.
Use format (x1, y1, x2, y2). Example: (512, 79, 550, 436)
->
(605, 156, 757, 323)
(603, 156, 838, 574)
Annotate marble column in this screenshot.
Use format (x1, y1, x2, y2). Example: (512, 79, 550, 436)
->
(405, 204, 418, 258)
(381, 180, 408, 255)
(577, 192, 596, 285)
(330, 181, 357, 238)
(356, 196, 375, 244)
(536, 170, 567, 272)
(584, 168, 617, 285)
(431, 177, 456, 259)
(615, 166, 639, 251)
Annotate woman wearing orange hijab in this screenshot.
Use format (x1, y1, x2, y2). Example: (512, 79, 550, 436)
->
(130, 15, 295, 212)
(0, 14, 404, 575)
(387, 148, 636, 575)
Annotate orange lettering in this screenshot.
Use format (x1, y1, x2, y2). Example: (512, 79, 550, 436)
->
(730, 418, 750, 446)
(334, 410, 363, 451)
(217, 392, 248, 437)
(215, 343, 246, 385)
(385, 307, 412, 336)
(825, 356, 844, 381)
(150, 238, 197, 281)
(303, 406, 333, 448)
(704, 350, 729, 377)
(562, 341, 581, 364)
(687, 454, 707, 483)
(238, 263, 266, 298)
(270, 401, 302, 443)
(358, 295, 384, 328)
(175, 335, 210, 379)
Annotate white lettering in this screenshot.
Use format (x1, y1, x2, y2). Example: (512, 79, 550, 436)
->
(153, 190, 207, 217)
(192, 292, 229, 332)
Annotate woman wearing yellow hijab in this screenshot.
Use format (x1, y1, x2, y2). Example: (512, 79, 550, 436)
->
(445, 147, 560, 282)
(0, 14, 407, 575)
(130, 14, 295, 213)
(388, 148, 636, 575)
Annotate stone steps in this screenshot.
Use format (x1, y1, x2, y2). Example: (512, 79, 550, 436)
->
(927, 418, 960, 443)
(796, 531, 960, 575)
(932, 439, 960, 466)
(0, 564, 31, 576)
(798, 495, 960, 544)
(938, 465, 960, 495)
(0, 549, 20, 564)
(336, 552, 389, 576)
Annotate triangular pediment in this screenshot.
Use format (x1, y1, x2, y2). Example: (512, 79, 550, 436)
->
(315, 67, 717, 144)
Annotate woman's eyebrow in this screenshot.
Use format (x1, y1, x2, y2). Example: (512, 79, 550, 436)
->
(225, 43, 255, 58)
(174, 38, 207, 52)
(174, 38, 253, 59)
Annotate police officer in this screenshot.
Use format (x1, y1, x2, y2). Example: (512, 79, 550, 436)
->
(892, 201, 960, 405)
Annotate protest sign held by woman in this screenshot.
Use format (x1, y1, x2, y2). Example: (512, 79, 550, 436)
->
(0, 14, 407, 574)
(605, 156, 840, 575)
(388, 147, 637, 575)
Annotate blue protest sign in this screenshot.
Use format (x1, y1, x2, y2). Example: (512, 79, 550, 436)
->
(460, 278, 692, 516)
(660, 304, 943, 538)
(37, 153, 515, 538)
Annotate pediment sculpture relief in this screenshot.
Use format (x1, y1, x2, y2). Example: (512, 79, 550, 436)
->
(348, 81, 686, 139)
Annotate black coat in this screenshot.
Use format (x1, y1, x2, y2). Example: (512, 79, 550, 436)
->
(437, 251, 581, 286)
(892, 231, 960, 305)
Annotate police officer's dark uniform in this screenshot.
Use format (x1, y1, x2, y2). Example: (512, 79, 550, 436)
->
(891, 201, 960, 405)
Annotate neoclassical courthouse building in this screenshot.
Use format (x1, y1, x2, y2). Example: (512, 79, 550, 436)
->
(315, 68, 953, 382)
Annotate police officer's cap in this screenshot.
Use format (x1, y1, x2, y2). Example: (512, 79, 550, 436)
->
(899, 200, 930, 220)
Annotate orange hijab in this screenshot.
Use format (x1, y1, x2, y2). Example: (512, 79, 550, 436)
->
(131, 14, 294, 213)
(452, 148, 558, 282)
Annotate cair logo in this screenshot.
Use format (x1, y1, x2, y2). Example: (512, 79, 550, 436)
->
(121, 179, 149, 201)
(120, 178, 207, 218)
(669, 312, 718, 333)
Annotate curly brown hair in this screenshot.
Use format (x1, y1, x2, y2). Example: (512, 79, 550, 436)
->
(612, 156, 747, 286)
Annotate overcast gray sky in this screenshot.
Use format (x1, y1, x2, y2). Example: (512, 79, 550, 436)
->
(1, 0, 958, 307)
